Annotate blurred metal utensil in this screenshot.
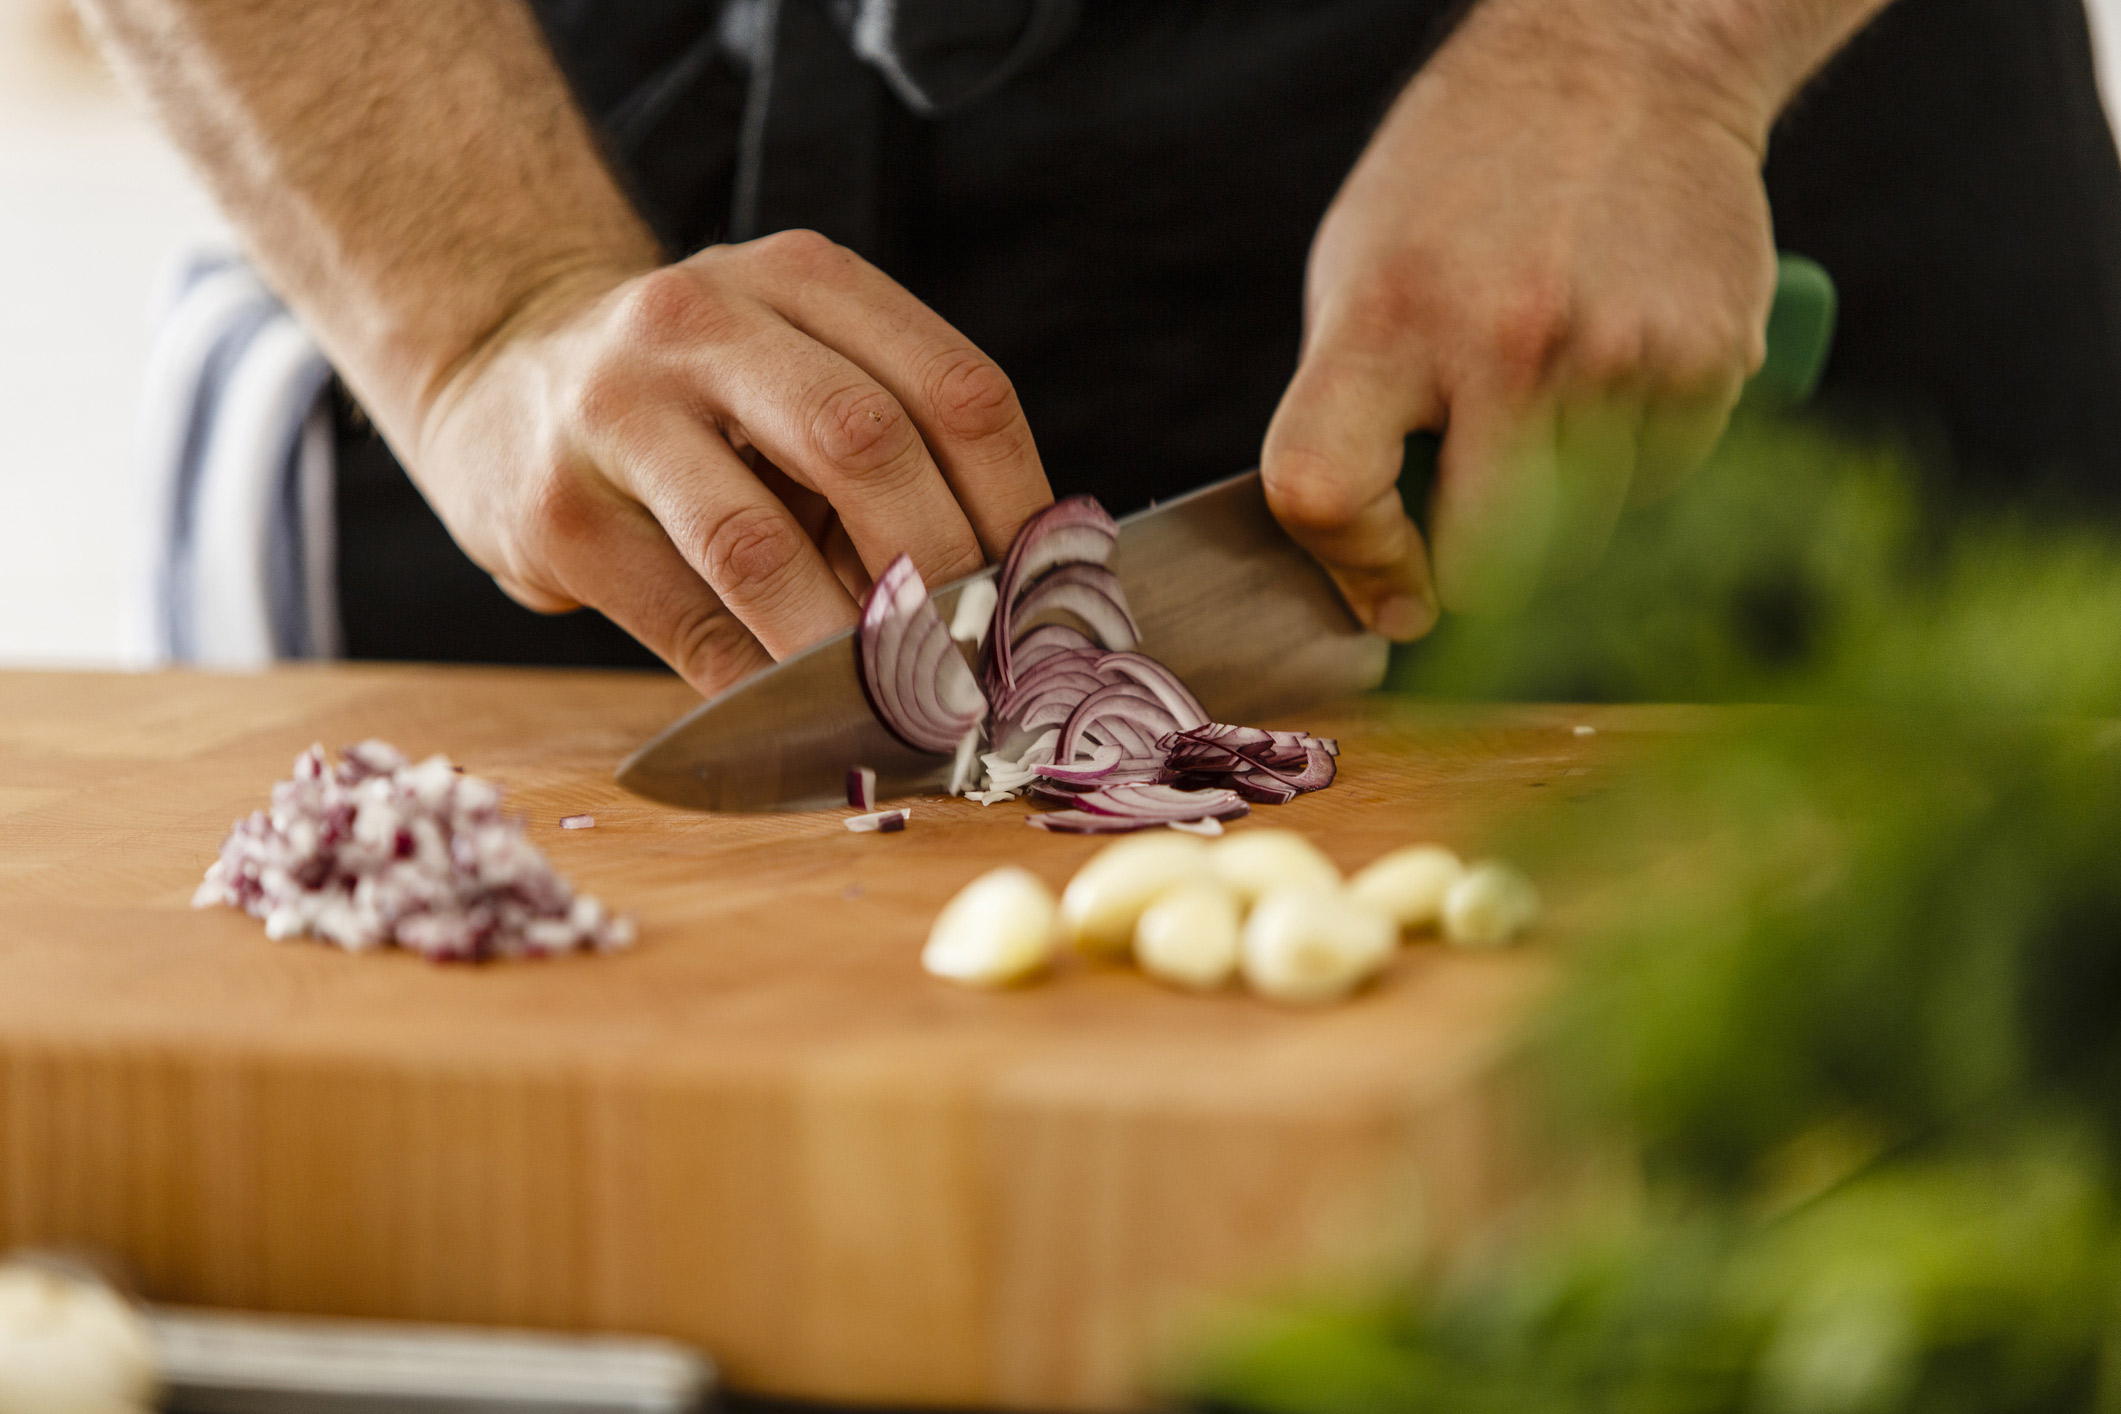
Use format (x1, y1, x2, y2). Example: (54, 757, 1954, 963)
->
(148, 1306, 714, 1414)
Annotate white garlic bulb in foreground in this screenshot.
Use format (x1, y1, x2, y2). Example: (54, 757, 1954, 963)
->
(1442, 860, 1540, 947)
(1240, 888, 1396, 1004)
(1058, 833, 1213, 956)
(923, 866, 1058, 986)
(1210, 829, 1341, 906)
(1134, 882, 1242, 991)
(0, 1264, 158, 1414)
(1348, 844, 1466, 933)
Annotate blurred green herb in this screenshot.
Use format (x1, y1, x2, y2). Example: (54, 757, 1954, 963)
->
(1191, 420, 2121, 1414)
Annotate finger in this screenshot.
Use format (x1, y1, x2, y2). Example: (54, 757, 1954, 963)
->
(546, 496, 774, 696)
(1430, 389, 1561, 618)
(1632, 371, 1744, 505)
(1260, 340, 1444, 641)
(819, 513, 871, 602)
(596, 409, 859, 659)
(682, 309, 989, 593)
(1546, 390, 1644, 584)
(738, 232, 1054, 559)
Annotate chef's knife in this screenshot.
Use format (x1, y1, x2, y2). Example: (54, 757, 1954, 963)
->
(617, 256, 1838, 813)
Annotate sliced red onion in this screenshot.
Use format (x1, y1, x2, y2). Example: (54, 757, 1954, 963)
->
(948, 726, 983, 796)
(1168, 817, 1225, 837)
(1072, 783, 1250, 822)
(857, 554, 989, 754)
(1007, 564, 1140, 654)
(559, 814, 596, 830)
(1025, 810, 1166, 835)
(847, 766, 878, 811)
(848, 494, 1341, 824)
(1036, 738, 1124, 783)
(1057, 683, 1181, 763)
(846, 808, 911, 834)
(1095, 653, 1208, 729)
(1229, 771, 1301, 805)
(1010, 623, 1095, 673)
(984, 497, 1119, 694)
(949, 577, 999, 647)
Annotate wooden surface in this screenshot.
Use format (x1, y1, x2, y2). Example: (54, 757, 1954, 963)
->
(0, 666, 1668, 1409)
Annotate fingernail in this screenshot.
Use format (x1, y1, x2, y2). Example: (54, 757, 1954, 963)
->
(1372, 592, 1436, 642)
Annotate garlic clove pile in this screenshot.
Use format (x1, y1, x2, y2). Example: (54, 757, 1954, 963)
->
(1240, 887, 1396, 1004)
(1134, 882, 1243, 991)
(1209, 829, 1341, 906)
(1442, 860, 1540, 947)
(1057, 833, 1213, 956)
(923, 866, 1059, 985)
(1348, 844, 1466, 934)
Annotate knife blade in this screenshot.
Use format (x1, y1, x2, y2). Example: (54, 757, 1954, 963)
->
(615, 469, 1389, 811)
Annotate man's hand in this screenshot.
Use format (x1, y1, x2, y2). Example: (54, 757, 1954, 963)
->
(416, 234, 1051, 693)
(76, 0, 1051, 697)
(1263, 0, 1892, 633)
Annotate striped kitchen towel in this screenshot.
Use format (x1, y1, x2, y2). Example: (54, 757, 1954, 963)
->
(129, 251, 339, 668)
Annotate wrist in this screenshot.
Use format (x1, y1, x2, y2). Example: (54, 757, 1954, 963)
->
(388, 248, 653, 466)
(1442, 0, 1883, 156)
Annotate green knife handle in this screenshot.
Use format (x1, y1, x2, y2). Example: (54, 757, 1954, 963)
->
(1396, 252, 1839, 507)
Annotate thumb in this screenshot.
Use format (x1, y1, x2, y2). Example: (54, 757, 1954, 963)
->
(1260, 337, 1442, 642)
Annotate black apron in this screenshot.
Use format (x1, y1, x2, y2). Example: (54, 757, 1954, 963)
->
(335, 0, 2121, 668)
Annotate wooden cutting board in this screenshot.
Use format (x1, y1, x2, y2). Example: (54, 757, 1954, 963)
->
(0, 666, 1675, 1409)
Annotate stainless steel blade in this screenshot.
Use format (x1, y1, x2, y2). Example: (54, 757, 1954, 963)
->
(615, 469, 1389, 811)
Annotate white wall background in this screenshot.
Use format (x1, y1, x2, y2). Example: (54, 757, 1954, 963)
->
(2, 0, 2120, 668)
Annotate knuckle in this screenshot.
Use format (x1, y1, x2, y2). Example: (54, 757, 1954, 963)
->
(924, 350, 1022, 446)
(609, 267, 745, 352)
(1330, 268, 1441, 355)
(811, 382, 920, 480)
(668, 603, 761, 693)
(1486, 286, 1573, 388)
(613, 267, 708, 343)
(749, 227, 848, 279)
(699, 504, 803, 605)
(1573, 319, 1645, 386)
(1263, 446, 1365, 533)
(521, 468, 606, 554)
(1658, 324, 1751, 397)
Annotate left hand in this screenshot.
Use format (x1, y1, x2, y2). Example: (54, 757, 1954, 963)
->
(1261, 0, 1784, 633)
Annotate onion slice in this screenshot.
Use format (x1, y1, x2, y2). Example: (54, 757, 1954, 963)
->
(857, 555, 989, 754)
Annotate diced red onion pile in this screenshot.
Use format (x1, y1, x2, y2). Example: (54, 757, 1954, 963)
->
(193, 740, 635, 961)
(853, 496, 1339, 833)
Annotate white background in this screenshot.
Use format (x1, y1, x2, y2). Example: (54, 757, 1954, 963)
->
(1, 0, 2119, 668)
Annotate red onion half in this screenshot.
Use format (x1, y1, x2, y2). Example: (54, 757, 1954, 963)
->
(851, 493, 1343, 831)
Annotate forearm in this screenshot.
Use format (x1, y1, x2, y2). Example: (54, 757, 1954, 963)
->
(1446, 0, 1897, 151)
(73, 0, 661, 449)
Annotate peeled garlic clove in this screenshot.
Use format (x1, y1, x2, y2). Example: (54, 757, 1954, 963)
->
(1134, 882, 1242, 991)
(1058, 833, 1213, 956)
(1210, 829, 1341, 906)
(1442, 860, 1540, 947)
(0, 1263, 160, 1414)
(1240, 888, 1396, 1004)
(924, 866, 1058, 986)
(1348, 844, 1466, 934)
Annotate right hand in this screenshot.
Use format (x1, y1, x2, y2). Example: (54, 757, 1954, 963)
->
(410, 229, 1055, 695)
